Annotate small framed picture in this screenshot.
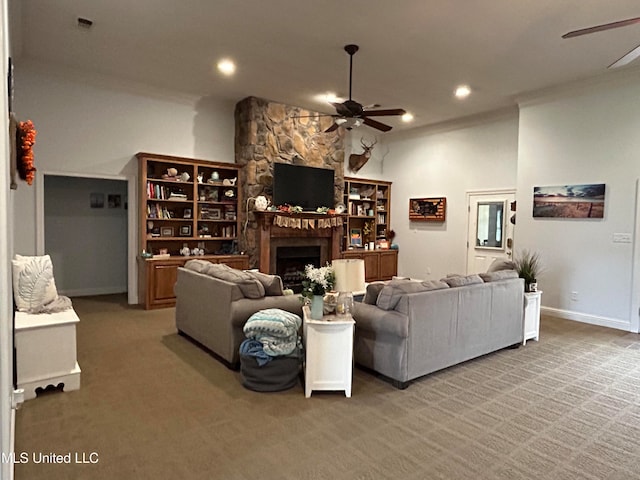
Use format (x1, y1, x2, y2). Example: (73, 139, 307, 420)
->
(350, 228, 362, 246)
(179, 225, 192, 236)
(160, 227, 174, 237)
(183, 208, 192, 219)
(108, 194, 121, 208)
(90, 192, 104, 208)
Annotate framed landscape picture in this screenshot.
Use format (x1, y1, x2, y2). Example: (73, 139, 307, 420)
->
(533, 184, 605, 218)
(409, 197, 446, 221)
(160, 227, 174, 237)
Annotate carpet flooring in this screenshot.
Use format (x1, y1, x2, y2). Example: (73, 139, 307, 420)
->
(13, 294, 640, 479)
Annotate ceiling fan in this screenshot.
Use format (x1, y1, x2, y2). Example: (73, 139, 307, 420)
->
(308, 44, 406, 133)
(562, 16, 640, 69)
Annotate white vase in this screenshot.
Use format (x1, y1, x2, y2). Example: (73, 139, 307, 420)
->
(310, 295, 324, 320)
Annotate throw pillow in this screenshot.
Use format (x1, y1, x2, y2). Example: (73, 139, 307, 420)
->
(12, 254, 59, 312)
(363, 282, 386, 305)
(479, 270, 520, 282)
(376, 279, 447, 311)
(487, 259, 516, 272)
(187, 261, 265, 298)
(245, 271, 284, 296)
(442, 274, 484, 288)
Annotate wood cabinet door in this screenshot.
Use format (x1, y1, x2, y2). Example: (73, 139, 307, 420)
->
(363, 254, 380, 282)
(379, 251, 398, 280)
(152, 264, 179, 302)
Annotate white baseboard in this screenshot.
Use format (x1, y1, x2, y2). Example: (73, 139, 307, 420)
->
(542, 306, 631, 332)
(58, 286, 127, 298)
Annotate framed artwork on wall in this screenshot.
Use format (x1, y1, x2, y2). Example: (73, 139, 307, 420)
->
(350, 228, 362, 246)
(90, 193, 104, 208)
(533, 184, 605, 218)
(409, 197, 446, 221)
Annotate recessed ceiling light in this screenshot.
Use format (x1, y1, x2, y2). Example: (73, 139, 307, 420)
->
(402, 112, 414, 122)
(455, 85, 471, 98)
(217, 59, 236, 76)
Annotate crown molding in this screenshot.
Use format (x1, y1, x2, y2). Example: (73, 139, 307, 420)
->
(515, 64, 640, 108)
(384, 105, 519, 143)
(16, 57, 219, 106)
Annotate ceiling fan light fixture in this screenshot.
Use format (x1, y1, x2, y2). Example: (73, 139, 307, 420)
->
(455, 85, 472, 99)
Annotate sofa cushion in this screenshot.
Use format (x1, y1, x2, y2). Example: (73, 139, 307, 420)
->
(184, 260, 265, 298)
(12, 254, 59, 312)
(442, 274, 484, 288)
(246, 271, 284, 296)
(363, 282, 386, 305)
(376, 279, 449, 311)
(487, 259, 516, 272)
(479, 270, 520, 282)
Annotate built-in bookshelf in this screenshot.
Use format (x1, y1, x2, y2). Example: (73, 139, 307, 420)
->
(137, 153, 248, 309)
(343, 177, 392, 251)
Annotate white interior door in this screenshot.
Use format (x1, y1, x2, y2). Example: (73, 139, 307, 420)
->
(466, 190, 516, 274)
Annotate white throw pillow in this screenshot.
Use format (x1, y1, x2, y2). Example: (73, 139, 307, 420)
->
(12, 254, 59, 312)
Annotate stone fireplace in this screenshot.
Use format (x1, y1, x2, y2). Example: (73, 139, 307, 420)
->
(235, 96, 347, 271)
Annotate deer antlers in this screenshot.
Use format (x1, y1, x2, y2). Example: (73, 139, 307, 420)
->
(348, 137, 377, 173)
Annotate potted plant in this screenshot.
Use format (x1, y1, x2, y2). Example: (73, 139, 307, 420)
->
(513, 249, 543, 292)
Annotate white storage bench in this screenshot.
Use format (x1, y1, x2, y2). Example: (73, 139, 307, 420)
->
(14, 308, 81, 400)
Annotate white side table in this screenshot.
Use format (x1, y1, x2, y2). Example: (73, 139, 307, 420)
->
(15, 308, 81, 400)
(302, 306, 354, 398)
(523, 291, 542, 345)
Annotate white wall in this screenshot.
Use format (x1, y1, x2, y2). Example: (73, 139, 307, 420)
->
(1, 0, 13, 476)
(382, 112, 520, 280)
(45, 175, 128, 296)
(516, 75, 640, 330)
(12, 60, 236, 255)
(11, 60, 236, 303)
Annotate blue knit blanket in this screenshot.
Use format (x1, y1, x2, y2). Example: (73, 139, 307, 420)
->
(243, 309, 302, 357)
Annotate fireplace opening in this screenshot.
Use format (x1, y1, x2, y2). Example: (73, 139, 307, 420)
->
(276, 246, 321, 293)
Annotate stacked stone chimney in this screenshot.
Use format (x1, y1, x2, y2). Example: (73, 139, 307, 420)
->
(235, 96, 346, 267)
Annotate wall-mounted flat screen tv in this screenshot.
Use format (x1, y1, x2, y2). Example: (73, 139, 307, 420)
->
(273, 163, 335, 211)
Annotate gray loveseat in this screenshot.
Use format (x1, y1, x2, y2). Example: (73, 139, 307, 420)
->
(174, 260, 303, 368)
(353, 272, 524, 388)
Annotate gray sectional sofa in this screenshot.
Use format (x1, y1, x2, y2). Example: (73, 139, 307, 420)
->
(352, 272, 524, 388)
(174, 260, 303, 368)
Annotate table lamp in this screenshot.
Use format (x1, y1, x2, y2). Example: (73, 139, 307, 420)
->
(332, 259, 365, 317)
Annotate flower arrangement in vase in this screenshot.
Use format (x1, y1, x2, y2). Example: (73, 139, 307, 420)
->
(300, 264, 335, 319)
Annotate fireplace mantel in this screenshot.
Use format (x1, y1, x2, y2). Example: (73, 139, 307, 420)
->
(254, 211, 346, 273)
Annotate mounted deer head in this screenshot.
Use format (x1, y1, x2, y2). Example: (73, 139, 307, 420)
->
(348, 137, 377, 173)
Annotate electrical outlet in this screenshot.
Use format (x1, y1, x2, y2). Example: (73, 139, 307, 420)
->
(613, 233, 632, 243)
(570, 291, 578, 301)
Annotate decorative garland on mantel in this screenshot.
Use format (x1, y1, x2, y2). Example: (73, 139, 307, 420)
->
(273, 215, 342, 229)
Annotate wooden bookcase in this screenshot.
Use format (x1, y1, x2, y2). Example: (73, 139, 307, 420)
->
(342, 177, 397, 281)
(137, 153, 249, 309)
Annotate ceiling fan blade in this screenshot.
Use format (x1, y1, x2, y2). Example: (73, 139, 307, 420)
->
(562, 16, 640, 38)
(324, 123, 340, 133)
(361, 108, 407, 117)
(609, 42, 640, 68)
(363, 117, 392, 132)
